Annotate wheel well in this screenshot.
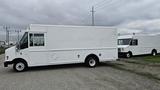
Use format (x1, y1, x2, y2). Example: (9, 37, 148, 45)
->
(12, 58, 28, 66)
(85, 54, 99, 63)
(128, 51, 132, 55)
(152, 49, 157, 53)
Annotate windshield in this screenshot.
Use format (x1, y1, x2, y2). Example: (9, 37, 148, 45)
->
(19, 32, 28, 49)
(118, 39, 132, 45)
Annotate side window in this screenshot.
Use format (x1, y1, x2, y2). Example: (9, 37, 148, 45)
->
(130, 39, 138, 46)
(34, 34, 44, 46)
(29, 33, 45, 47)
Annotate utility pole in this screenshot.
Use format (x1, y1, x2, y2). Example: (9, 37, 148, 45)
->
(15, 30, 21, 44)
(91, 6, 95, 26)
(3, 26, 10, 47)
(15, 30, 21, 49)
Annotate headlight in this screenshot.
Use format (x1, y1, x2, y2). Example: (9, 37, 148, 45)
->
(121, 48, 124, 51)
(6, 56, 9, 60)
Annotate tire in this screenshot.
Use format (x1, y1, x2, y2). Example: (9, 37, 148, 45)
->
(152, 50, 157, 56)
(13, 61, 28, 72)
(126, 52, 132, 58)
(85, 56, 98, 67)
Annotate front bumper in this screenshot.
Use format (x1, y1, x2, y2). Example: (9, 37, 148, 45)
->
(4, 61, 13, 67)
(118, 52, 127, 57)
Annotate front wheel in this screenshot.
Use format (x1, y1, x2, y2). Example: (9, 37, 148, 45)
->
(85, 57, 98, 67)
(13, 61, 28, 72)
(126, 52, 132, 58)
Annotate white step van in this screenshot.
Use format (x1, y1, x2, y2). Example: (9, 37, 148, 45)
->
(4, 24, 118, 72)
(118, 34, 160, 58)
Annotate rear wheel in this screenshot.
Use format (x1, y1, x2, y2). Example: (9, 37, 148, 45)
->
(85, 56, 98, 67)
(13, 61, 28, 72)
(152, 50, 157, 56)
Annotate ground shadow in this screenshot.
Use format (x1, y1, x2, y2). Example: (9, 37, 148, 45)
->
(27, 63, 86, 72)
(18, 62, 122, 72)
(119, 53, 160, 58)
(4, 61, 125, 73)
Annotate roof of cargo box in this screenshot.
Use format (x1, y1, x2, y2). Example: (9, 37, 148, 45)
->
(149, 33, 160, 36)
(118, 33, 160, 39)
(29, 24, 115, 30)
(118, 35, 133, 39)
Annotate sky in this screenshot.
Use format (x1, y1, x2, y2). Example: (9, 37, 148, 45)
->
(0, 0, 160, 37)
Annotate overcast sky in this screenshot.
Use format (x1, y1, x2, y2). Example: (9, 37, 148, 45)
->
(0, 0, 160, 35)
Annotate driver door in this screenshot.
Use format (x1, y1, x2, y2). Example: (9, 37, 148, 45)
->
(28, 33, 47, 66)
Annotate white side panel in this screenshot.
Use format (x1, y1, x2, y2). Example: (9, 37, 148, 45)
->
(46, 26, 117, 50)
(133, 35, 160, 55)
(26, 25, 117, 66)
(28, 51, 47, 66)
(119, 34, 160, 55)
(46, 48, 117, 66)
(27, 48, 117, 67)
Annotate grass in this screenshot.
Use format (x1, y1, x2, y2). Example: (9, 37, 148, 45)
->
(0, 47, 5, 55)
(105, 62, 160, 81)
(130, 54, 160, 64)
(141, 55, 160, 63)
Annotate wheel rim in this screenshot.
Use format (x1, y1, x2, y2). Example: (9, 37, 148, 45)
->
(127, 53, 130, 58)
(89, 59, 96, 66)
(16, 62, 25, 71)
(153, 52, 156, 56)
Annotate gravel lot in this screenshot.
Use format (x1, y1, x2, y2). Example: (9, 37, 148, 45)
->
(0, 54, 160, 90)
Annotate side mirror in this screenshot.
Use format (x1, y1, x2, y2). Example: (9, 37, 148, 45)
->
(16, 43, 20, 52)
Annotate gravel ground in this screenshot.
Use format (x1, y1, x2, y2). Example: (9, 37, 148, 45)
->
(0, 54, 160, 90)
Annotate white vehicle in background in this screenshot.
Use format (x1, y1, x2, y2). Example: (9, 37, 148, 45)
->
(118, 34, 160, 58)
(4, 24, 118, 72)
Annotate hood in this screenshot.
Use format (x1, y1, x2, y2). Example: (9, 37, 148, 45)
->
(5, 46, 16, 61)
(118, 45, 129, 48)
(5, 46, 16, 54)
